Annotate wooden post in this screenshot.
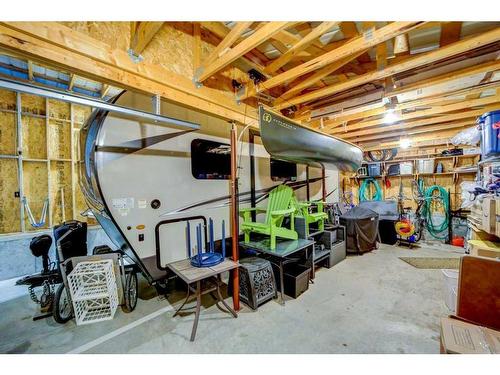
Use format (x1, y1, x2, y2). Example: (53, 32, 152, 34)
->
(230, 123, 240, 311)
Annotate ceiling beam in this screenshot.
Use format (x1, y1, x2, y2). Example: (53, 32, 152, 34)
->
(388, 58, 500, 98)
(0, 22, 258, 127)
(274, 50, 368, 104)
(100, 84, 111, 99)
(68, 73, 76, 91)
(335, 105, 499, 140)
(264, 22, 339, 74)
(130, 22, 164, 54)
(195, 22, 294, 83)
(274, 27, 500, 110)
(346, 119, 474, 145)
(439, 22, 462, 47)
(240, 22, 423, 100)
(329, 94, 500, 135)
(200, 22, 253, 69)
(317, 80, 500, 128)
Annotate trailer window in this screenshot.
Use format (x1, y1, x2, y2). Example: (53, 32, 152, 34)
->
(270, 158, 297, 182)
(191, 139, 231, 180)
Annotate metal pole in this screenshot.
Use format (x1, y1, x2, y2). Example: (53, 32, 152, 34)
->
(322, 166, 326, 202)
(306, 166, 310, 201)
(230, 123, 240, 311)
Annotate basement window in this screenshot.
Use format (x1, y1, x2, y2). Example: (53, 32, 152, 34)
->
(191, 139, 231, 180)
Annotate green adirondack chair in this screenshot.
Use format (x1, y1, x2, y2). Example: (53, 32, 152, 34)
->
(240, 185, 298, 249)
(291, 195, 328, 237)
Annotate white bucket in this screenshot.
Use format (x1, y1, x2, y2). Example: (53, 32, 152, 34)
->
(442, 269, 459, 312)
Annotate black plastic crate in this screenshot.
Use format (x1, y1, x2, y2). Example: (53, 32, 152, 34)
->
(273, 263, 310, 299)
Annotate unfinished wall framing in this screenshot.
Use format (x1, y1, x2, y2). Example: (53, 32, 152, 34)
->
(341, 145, 480, 213)
(0, 88, 95, 235)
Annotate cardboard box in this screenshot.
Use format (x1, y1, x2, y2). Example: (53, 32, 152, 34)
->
(440, 317, 500, 354)
(468, 240, 500, 259)
(481, 197, 497, 234)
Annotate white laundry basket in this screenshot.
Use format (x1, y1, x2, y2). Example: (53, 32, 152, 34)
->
(67, 259, 119, 325)
(442, 269, 459, 313)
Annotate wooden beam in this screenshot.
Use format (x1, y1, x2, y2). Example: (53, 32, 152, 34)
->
(201, 22, 252, 69)
(316, 81, 500, 128)
(192, 23, 201, 77)
(388, 58, 500, 98)
(200, 22, 268, 72)
(275, 27, 500, 110)
(330, 94, 500, 135)
(196, 22, 294, 83)
(68, 73, 76, 91)
(346, 118, 475, 143)
(334, 105, 499, 139)
(27, 59, 33, 81)
(273, 50, 368, 105)
(264, 22, 339, 74)
(241, 22, 423, 100)
(345, 119, 476, 143)
(440, 22, 462, 47)
(0, 22, 258, 127)
(130, 22, 164, 54)
(100, 84, 111, 99)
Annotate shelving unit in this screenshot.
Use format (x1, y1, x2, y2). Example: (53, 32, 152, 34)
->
(344, 149, 480, 211)
(0, 88, 94, 234)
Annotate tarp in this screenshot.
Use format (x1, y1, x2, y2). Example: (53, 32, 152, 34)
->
(340, 206, 379, 254)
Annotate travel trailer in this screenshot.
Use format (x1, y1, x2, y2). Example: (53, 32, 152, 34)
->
(80, 91, 358, 285)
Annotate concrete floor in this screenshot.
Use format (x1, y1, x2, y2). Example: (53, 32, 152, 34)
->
(0, 243, 463, 354)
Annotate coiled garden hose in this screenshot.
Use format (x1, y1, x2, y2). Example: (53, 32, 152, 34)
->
(359, 178, 382, 201)
(422, 185, 449, 239)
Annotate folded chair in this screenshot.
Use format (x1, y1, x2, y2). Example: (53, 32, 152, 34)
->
(292, 195, 328, 237)
(240, 185, 298, 249)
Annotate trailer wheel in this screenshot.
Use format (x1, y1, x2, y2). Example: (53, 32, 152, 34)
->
(122, 271, 138, 313)
(53, 283, 72, 324)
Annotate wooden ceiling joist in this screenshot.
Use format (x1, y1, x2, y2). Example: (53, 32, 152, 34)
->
(195, 22, 295, 83)
(200, 22, 253, 70)
(239, 22, 423, 101)
(263, 22, 340, 75)
(329, 94, 500, 135)
(317, 81, 500, 129)
(129, 22, 164, 54)
(388, 59, 500, 98)
(274, 50, 368, 105)
(344, 118, 478, 143)
(0, 22, 258, 127)
(273, 27, 500, 110)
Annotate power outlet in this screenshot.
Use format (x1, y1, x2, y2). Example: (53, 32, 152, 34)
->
(138, 233, 144, 242)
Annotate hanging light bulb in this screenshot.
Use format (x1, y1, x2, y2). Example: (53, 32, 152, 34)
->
(383, 108, 400, 124)
(400, 137, 412, 149)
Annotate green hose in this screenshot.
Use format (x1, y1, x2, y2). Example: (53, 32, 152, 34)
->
(359, 178, 382, 201)
(422, 185, 449, 239)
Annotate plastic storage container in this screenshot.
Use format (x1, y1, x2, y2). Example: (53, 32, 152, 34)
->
(400, 162, 413, 175)
(417, 159, 434, 174)
(274, 263, 310, 299)
(442, 269, 459, 313)
(479, 110, 500, 159)
(368, 163, 382, 177)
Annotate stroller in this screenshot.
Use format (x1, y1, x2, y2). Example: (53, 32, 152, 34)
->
(16, 220, 138, 324)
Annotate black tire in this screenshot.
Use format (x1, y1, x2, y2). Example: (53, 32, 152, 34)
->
(121, 271, 138, 313)
(53, 283, 72, 324)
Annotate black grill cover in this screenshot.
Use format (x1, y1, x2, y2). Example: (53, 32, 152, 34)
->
(340, 206, 379, 254)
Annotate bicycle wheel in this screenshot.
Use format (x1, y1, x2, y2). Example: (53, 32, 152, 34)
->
(53, 283, 72, 324)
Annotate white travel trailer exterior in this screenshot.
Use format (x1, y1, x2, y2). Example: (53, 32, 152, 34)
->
(80, 91, 343, 284)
